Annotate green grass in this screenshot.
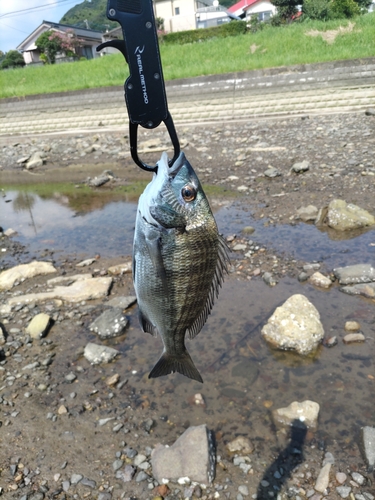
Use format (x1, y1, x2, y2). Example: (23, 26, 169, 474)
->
(1, 13, 374, 99)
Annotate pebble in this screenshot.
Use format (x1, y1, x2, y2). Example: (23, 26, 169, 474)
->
(345, 321, 360, 331)
(135, 470, 149, 482)
(62, 480, 70, 492)
(112, 459, 123, 471)
(81, 477, 96, 488)
(336, 472, 347, 484)
(351, 472, 365, 485)
(322, 451, 335, 466)
(134, 454, 147, 466)
(238, 485, 249, 496)
(115, 465, 136, 482)
(315, 463, 331, 492)
(70, 473, 83, 484)
(65, 372, 77, 383)
(343, 333, 365, 344)
(336, 486, 351, 498)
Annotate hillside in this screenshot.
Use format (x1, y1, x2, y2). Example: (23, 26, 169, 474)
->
(59, 0, 238, 30)
(60, 0, 118, 31)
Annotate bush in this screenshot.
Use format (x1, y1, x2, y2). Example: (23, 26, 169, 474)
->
(302, 0, 332, 20)
(162, 21, 247, 45)
(330, 0, 361, 18)
(1, 50, 25, 69)
(248, 14, 266, 33)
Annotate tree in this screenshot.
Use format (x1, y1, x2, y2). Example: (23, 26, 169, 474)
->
(330, 0, 361, 17)
(1, 50, 25, 69)
(35, 29, 83, 64)
(271, 0, 302, 22)
(302, 0, 331, 20)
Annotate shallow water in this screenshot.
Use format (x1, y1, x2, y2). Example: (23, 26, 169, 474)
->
(1, 183, 374, 461)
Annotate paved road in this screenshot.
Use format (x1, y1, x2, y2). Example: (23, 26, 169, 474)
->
(1, 57, 375, 136)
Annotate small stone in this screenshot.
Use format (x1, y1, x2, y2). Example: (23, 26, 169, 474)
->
(81, 477, 96, 488)
(297, 205, 318, 222)
(233, 244, 247, 251)
(106, 374, 120, 386)
(57, 405, 68, 415)
(351, 472, 365, 485)
(336, 472, 347, 484)
(264, 166, 281, 178)
(25, 313, 52, 339)
(107, 262, 132, 275)
(242, 226, 255, 234)
(322, 451, 334, 465)
(65, 372, 77, 383)
(345, 321, 361, 332)
(84, 342, 119, 365)
(113, 460, 123, 471)
(274, 400, 320, 428)
(134, 454, 147, 466)
(324, 336, 338, 347)
(238, 485, 249, 496)
(135, 471, 149, 482)
(62, 481, 70, 492)
(70, 473, 83, 484)
(115, 465, 136, 482)
(309, 272, 332, 289)
(343, 333, 365, 344)
(76, 258, 96, 267)
(291, 160, 309, 173)
(315, 463, 331, 492)
(226, 436, 254, 455)
(336, 486, 351, 498)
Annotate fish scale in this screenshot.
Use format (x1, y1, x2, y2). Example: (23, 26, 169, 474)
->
(133, 151, 229, 382)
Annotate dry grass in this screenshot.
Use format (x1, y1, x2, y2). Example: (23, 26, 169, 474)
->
(305, 21, 359, 44)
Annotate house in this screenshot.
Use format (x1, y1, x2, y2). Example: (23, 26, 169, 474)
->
(154, 0, 233, 32)
(228, 0, 276, 21)
(16, 21, 103, 65)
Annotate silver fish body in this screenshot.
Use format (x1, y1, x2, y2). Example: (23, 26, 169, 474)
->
(133, 152, 229, 382)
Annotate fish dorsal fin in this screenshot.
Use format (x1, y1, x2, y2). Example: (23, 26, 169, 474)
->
(187, 235, 230, 339)
(138, 309, 158, 337)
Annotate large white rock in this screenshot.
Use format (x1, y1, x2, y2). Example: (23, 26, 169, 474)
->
(261, 294, 324, 355)
(8, 276, 112, 305)
(151, 425, 216, 485)
(327, 199, 375, 231)
(0, 261, 56, 291)
(273, 400, 320, 428)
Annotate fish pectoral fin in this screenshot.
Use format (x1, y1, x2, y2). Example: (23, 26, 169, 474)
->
(150, 205, 186, 230)
(148, 350, 203, 383)
(138, 309, 158, 337)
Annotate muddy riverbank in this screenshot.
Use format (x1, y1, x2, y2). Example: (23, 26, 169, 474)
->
(0, 112, 374, 500)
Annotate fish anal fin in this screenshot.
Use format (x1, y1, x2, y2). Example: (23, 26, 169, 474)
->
(138, 309, 158, 337)
(188, 234, 230, 340)
(148, 350, 203, 383)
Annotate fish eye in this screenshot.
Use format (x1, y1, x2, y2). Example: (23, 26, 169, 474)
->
(181, 185, 196, 202)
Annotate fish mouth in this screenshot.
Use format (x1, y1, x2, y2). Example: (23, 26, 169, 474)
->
(157, 151, 186, 179)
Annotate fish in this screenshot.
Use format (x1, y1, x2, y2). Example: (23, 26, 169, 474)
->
(132, 151, 229, 382)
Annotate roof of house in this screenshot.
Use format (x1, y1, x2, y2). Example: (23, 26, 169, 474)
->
(228, 0, 265, 14)
(17, 21, 103, 51)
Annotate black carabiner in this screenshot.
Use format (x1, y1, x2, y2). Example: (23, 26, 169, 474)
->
(129, 112, 180, 172)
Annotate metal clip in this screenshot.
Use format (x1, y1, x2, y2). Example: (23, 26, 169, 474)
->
(129, 112, 180, 172)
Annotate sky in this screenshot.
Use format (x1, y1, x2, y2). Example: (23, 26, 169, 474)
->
(0, 0, 85, 53)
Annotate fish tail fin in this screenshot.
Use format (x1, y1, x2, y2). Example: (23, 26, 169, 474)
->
(148, 350, 203, 383)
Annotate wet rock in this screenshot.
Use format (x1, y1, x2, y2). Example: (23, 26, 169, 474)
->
(297, 205, 319, 222)
(115, 465, 136, 482)
(333, 264, 375, 285)
(341, 282, 375, 299)
(76, 258, 96, 267)
(26, 152, 44, 169)
(326, 199, 375, 231)
(345, 321, 360, 331)
(226, 436, 254, 455)
(309, 272, 332, 289)
(242, 226, 255, 234)
(291, 160, 309, 173)
(264, 166, 281, 178)
(0, 261, 56, 291)
(322, 451, 335, 465)
(336, 486, 351, 498)
(151, 424, 216, 485)
(83, 342, 120, 365)
(107, 296, 137, 309)
(273, 400, 320, 428)
(8, 276, 112, 306)
(107, 262, 132, 275)
(88, 171, 112, 187)
(362, 426, 375, 471)
(324, 336, 337, 347)
(25, 313, 52, 339)
(4, 228, 17, 237)
(343, 333, 365, 344)
(261, 294, 324, 355)
(314, 463, 331, 492)
(298, 272, 309, 282)
(263, 272, 277, 286)
(89, 308, 129, 339)
(231, 360, 259, 384)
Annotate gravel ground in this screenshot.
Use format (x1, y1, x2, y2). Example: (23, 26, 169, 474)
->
(0, 111, 374, 500)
